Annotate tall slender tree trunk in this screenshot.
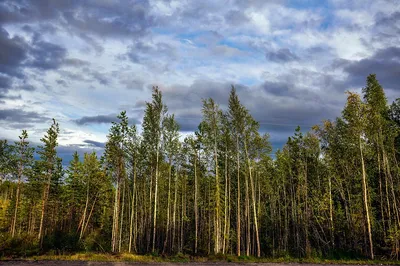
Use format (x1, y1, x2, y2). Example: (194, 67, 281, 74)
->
(194, 151, 198, 254)
(119, 178, 126, 252)
(360, 136, 374, 260)
(227, 168, 231, 254)
(82, 193, 98, 236)
(129, 160, 137, 253)
(329, 174, 334, 248)
(11, 154, 23, 238)
(223, 146, 228, 254)
(180, 174, 186, 252)
(245, 165, 250, 256)
(152, 142, 160, 252)
(214, 131, 221, 254)
(172, 170, 178, 252)
(80, 179, 90, 240)
(236, 136, 241, 256)
(163, 162, 172, 253)
(112, 174, 120, 253)
(38, 166, 52, 246)
(147, 169, 153, 252)
(244, 143, 260, 257)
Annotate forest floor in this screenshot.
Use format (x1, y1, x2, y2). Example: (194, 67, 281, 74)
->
(0, 262, 397, 266)
(1, 253, 399, 265)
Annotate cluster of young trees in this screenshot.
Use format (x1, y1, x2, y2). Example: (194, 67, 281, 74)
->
(0, 74, 400, 259)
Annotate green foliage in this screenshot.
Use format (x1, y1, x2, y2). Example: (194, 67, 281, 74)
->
(1, 74, 400, 262)
(0, 233, 39, 257)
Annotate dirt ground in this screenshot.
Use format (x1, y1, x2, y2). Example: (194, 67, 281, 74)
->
(0, 262, 378, 266)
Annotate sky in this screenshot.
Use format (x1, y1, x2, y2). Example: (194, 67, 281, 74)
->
(0, 0, 399, 163)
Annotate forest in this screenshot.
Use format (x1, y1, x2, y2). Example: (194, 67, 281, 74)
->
(0, 74, 400, 261)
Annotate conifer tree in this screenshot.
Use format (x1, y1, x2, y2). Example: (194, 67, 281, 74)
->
(37, 119, 60, 245)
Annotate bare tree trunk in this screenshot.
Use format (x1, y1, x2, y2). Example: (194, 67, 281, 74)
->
(244, 143, 260, 257)
(129, 161, 137, 253)
(119, 178, 125, 252)
(227, 168, 231, 254)
(11, 153, 23, 238)
(245, 165, 250, 256)
(223, 147, 228, 254)
(38, 166, 52, 246)
(214, 130, 221, 254)
(163, 162, 172, 253)
(172, 170, 178, 252)
(194, 151, 198, 254)
(82, 193, 98, 236)
(147, 169, 153, 252)
(180, 174, 186, 252)
(80, 178, 90, 240)
(329, 174, 334, 248)
(111, 175, 120, 253)
(152, 143, 160, 252)
(360, 136, 374, 260)
(236, 136, 241, 256)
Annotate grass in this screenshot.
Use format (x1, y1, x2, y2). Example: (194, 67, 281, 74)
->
(1, 252, 400, 264)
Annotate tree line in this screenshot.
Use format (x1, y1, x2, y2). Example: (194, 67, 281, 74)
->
(0, 74, 400, 260)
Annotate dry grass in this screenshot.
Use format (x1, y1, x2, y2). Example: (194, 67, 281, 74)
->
(1, 252, 399, 264)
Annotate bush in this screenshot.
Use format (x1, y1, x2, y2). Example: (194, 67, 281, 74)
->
(0, 233, 39, 257)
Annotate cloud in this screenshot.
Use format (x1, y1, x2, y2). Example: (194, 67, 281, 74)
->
(0, 75, 12, 89)
(83, 139, 105, 148)
(56, 144, 104, 167)
(73, 114, 119, 125)
(73, 114, 139, 126)
(125, 40, 177, 65)
(28, 36, 67, 70)
(0, 108, 48, 128)
(266, 48, 299, 63)
(337, 46, 400, 90)
(0, 1, 156, 38)
(374, 11, 400, 41)
(0, 27, 27, 78)
(63, 58, 90, 67)
(1, 0, 400, 160)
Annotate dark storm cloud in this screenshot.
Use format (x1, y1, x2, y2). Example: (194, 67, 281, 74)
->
(28, 37, 67, 70)
(56, 144, 104, 167)
(337, 46, 400, 90)
(0, 75, 12, 89)
(374, 11, 400, 36)
(0, 108, 48, 129)
(266, 48, 299, 63)
(161, 80, 239, 132)
(17, 83, 35, 91)
(261, 80, 291, 96)
(83, 139, 105, 148)
(64, 58, 90, 67)
(0, 0, 75, 24)
(0, 76, 36, 99)
(0, 27, 27, 78)
(125, 40, 177, 64)
(161, 71, 343, 147)
(62, 1, 155, 38)
(0, 0, 156, 38)
(73, 114, 139, 126)
(73, 114, 118, 125)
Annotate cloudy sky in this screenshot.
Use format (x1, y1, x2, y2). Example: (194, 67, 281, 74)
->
(1, 0, 399, 162)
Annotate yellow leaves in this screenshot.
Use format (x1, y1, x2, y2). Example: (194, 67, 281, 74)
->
(0, 198, 10, 228)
